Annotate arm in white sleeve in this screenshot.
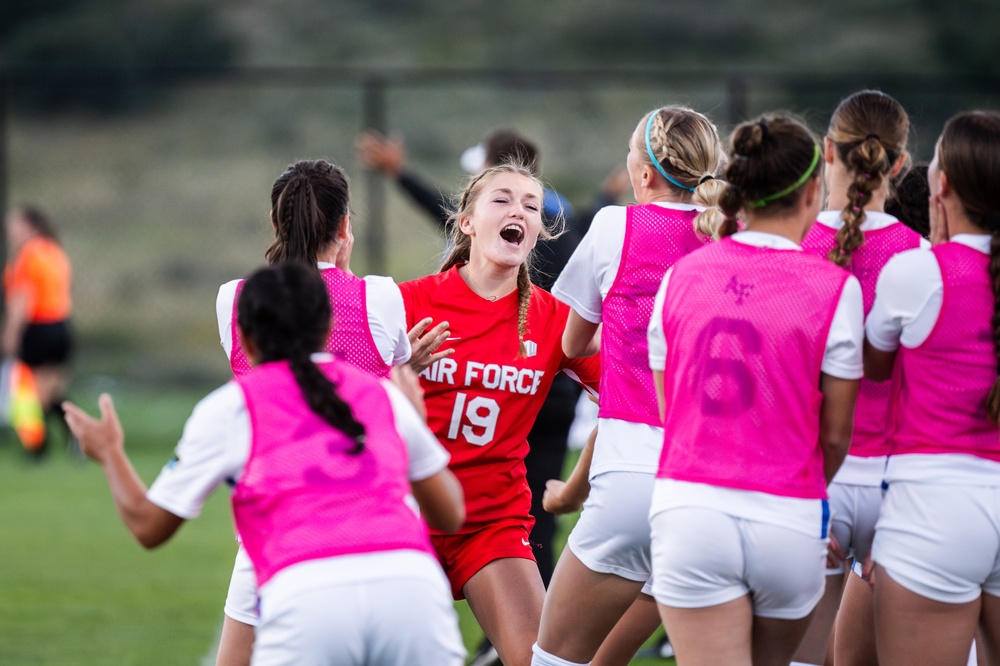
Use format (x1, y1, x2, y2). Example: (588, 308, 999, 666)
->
(146, 383, 249, 520)
(820, 276, 865, 380)
(383, 382, 449, 481)
(865, 249, 942, 352)
(216, 280, 241, 357)
(647, 268, 673, 372)
(552, 206, 627, 324)
(365, 276, 412, 366)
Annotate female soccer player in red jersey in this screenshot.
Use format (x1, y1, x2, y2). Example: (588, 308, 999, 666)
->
(398, 162, 600, 666)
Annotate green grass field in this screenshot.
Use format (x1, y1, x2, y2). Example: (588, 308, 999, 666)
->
(0, 384, 672, 665)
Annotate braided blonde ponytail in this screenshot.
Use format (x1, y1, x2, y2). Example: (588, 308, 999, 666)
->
(516, 263, 531, 356)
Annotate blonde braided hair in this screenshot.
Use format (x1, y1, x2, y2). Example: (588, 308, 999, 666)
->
(639, 106, 727, 238)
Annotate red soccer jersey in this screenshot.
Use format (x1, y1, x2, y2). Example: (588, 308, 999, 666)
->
(400, 265, 600, 533)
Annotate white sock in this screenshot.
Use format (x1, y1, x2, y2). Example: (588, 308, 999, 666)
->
(531, 643, 590, 666)
(790, 662, 821, 666)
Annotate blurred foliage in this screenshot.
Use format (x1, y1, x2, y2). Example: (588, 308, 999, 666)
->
(2, 0, 998, 115)
(210, 0, 996, 74)
(1, 0, 237, 113)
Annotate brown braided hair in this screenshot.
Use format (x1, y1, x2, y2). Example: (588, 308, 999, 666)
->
(937, 111, 1000, 423)
(718, 115, 820, 237)
(237, 261, 366, 452)
(266, 160, 350, 266)
(441, 162, 561, 355)
(826, 91, 909, 268)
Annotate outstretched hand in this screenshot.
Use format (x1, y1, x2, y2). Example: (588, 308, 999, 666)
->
(354, 131, 406, 176)
(406, 318, 454, 374)
(62, 394, 124, 464)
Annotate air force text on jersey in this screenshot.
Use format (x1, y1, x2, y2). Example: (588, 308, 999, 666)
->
(419, 358, 545, 395)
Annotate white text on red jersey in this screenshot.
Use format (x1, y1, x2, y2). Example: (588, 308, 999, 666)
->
(420, 358, 545, 395)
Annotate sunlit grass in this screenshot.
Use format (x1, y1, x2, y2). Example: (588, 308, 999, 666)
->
(0, 383, 672, 664)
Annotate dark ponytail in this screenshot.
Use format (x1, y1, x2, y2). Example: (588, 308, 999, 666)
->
(237, 261, 366, 451)
(266, 160, 350, 266)
(720, 115, 820, 231)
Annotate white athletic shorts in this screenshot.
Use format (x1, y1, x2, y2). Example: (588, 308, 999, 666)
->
(224, 544, 260, 626)
(650, 506, 827, 619)
(827, 481, 882, 575)
(873, 480, 1000, 604)
(252, 552, 465, 666)
(566, 471, 655, 594)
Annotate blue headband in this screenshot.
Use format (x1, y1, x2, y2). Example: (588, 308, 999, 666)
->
(645, 112, 696, 193)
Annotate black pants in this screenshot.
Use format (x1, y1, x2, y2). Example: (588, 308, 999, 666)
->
(20, 320, 73, 367)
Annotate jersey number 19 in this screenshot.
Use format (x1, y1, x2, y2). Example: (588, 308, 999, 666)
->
(447, 392, 500, 446)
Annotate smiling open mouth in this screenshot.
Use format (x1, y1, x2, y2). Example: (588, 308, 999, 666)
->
(500, 224, 524, 245)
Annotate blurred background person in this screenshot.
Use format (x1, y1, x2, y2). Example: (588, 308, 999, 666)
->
(3, 206, 73, 458)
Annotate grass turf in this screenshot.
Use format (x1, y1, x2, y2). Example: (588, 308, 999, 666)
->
(0, 385, 671, 664)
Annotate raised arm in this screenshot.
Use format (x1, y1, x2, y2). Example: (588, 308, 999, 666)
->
(63, 394, 184, 548)
(355, 130, 451, 227)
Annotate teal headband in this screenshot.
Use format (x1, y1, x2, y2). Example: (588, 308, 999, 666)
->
(747, 143, 821, 209)
(645, 112, 696, 193)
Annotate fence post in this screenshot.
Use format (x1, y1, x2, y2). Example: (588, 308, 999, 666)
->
(362, 74, 387, 275)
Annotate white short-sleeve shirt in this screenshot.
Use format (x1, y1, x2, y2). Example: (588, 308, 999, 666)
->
(551, 202, 702, 477)
(646, 231, 863, 535)
(216, 263, 410, 367)
(648, 230, 864, 380)
(552, 202, 703, 324)
(146, 361, 449, 520)
(865, 233, 1000, 485)
(814, 210, 929, 484)
(866, 234, 989, 353)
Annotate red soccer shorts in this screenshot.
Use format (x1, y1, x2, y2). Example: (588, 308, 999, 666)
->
(431, 519, 536, 600)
